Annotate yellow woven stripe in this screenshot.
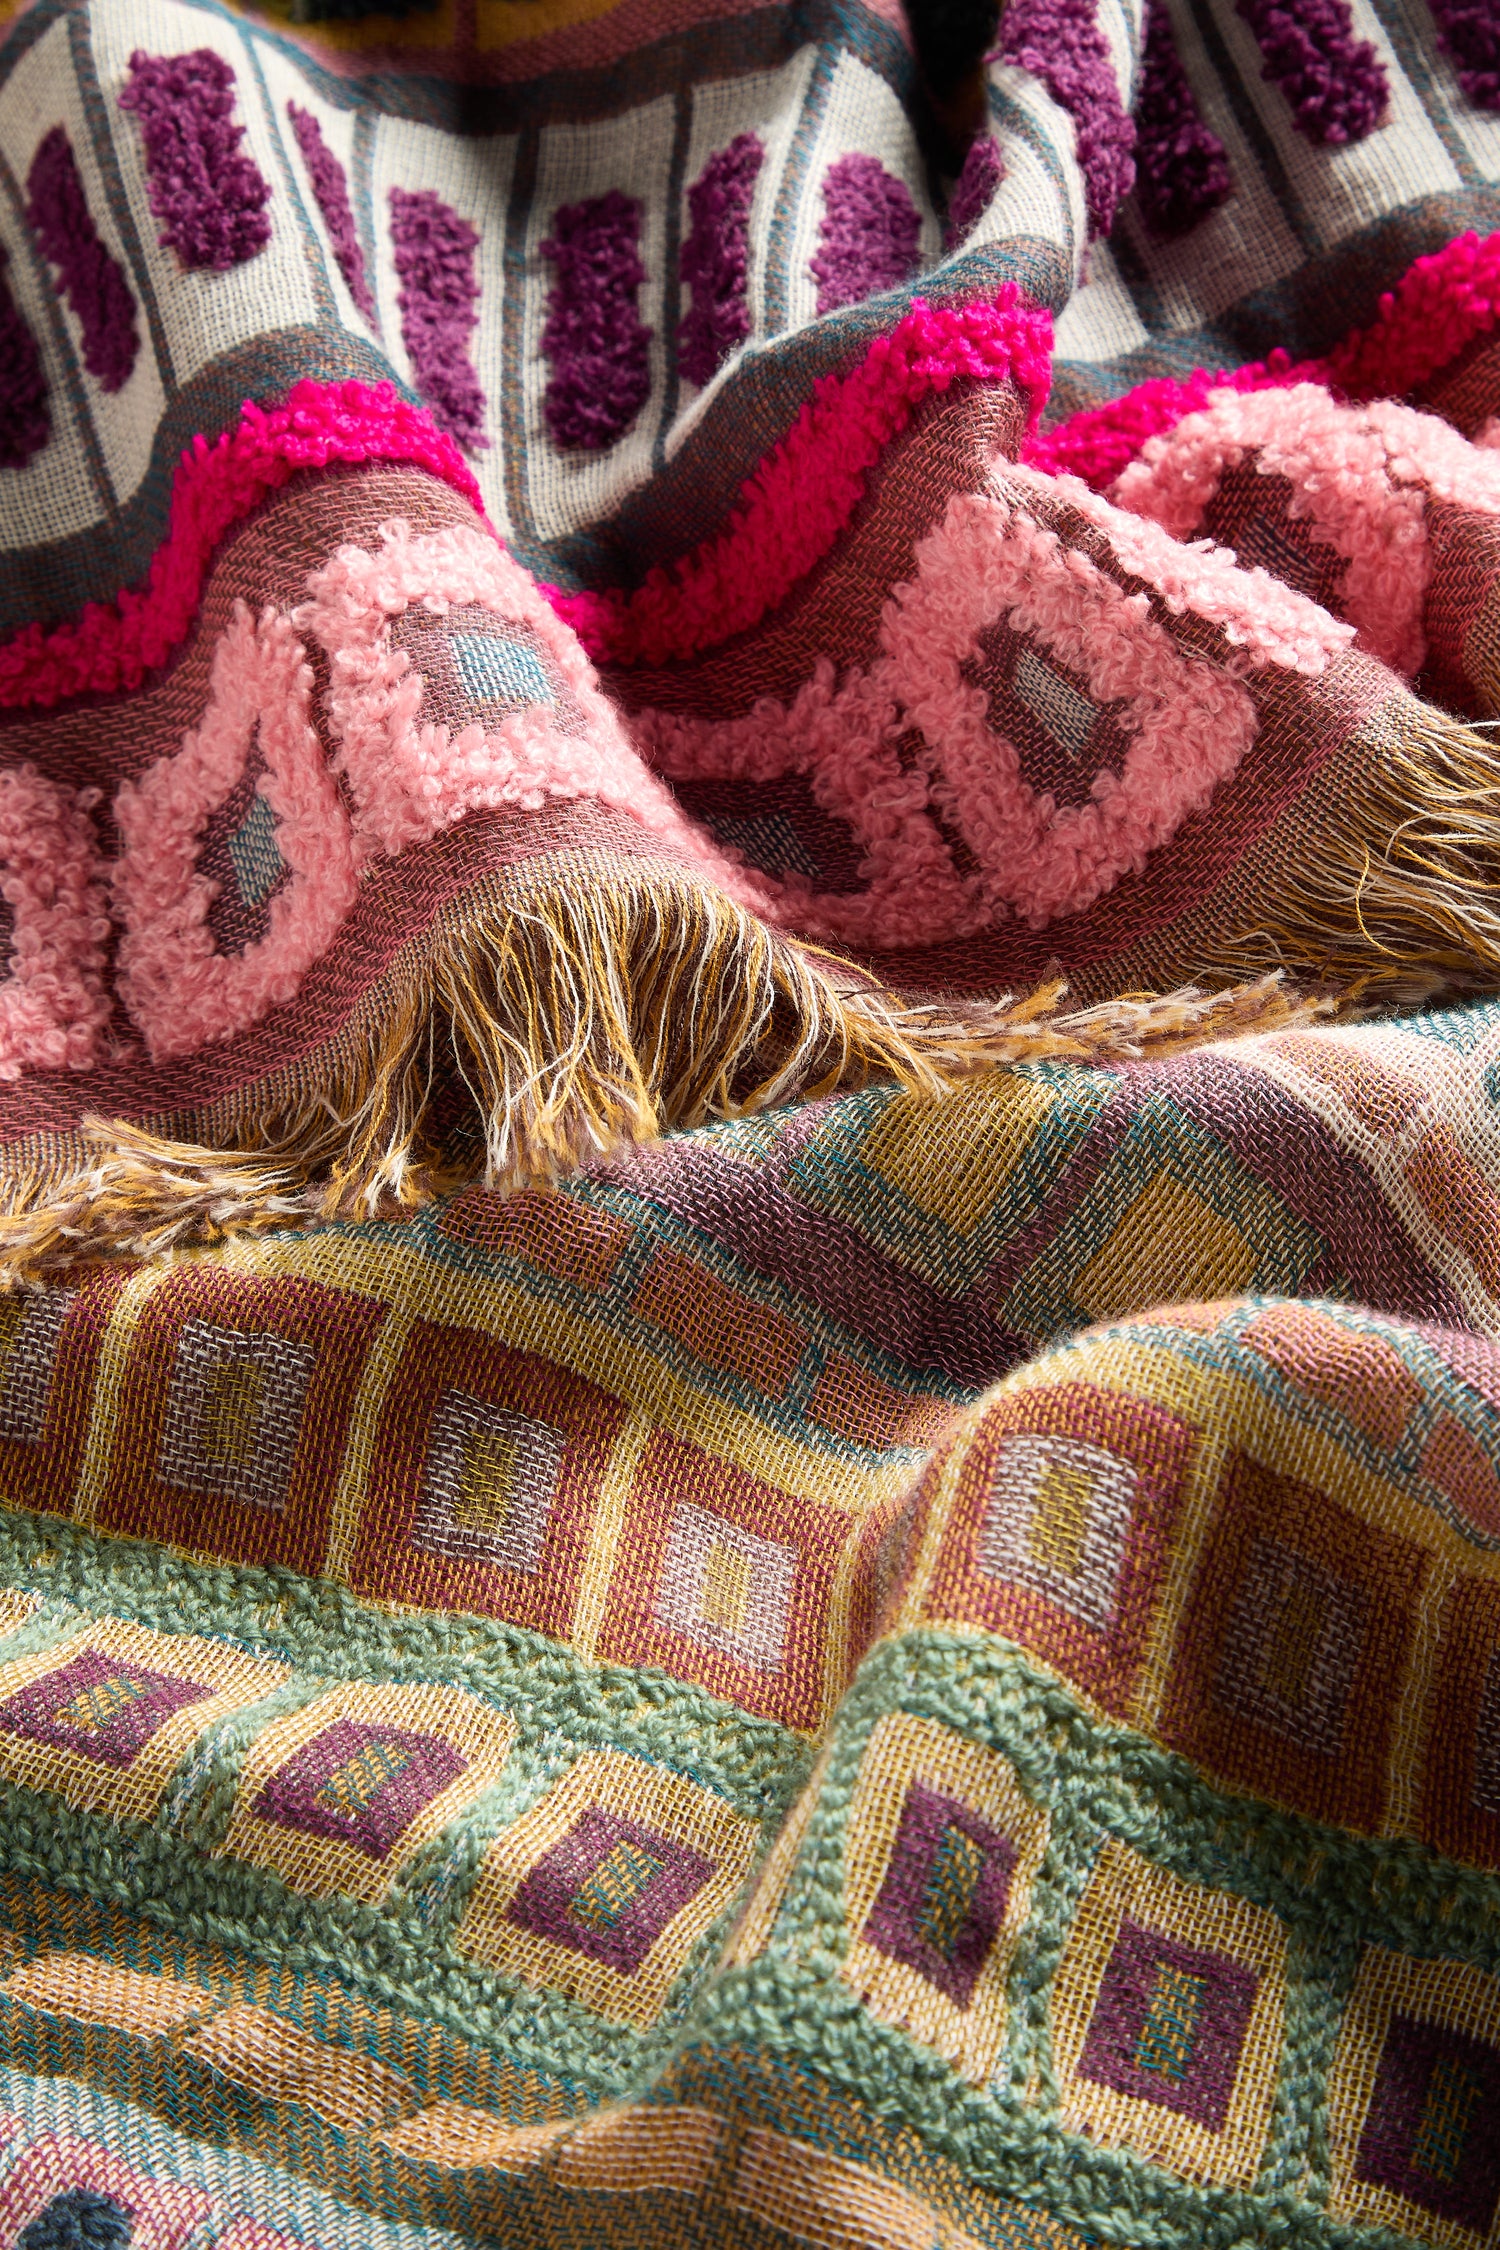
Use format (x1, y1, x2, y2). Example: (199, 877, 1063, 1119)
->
(379, 2107, 574, 2172)
(1, 1953, 213, 2037)
(70, 1265, 177, 1529)
(728, 2128, 984, 2250)
(570, 1407, 654, 1663)
(184, 2003, 416, 2132)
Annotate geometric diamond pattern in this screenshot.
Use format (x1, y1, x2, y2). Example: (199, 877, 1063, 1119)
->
(455, 1750, 760, 2028)
(653, 1500, 798, 1674)
(0, 1618, 287, 1824)
(861, 1778, 1016, 2008)
(156, 1320, 316, 1512)
(411, 1389, 566, 1573)
(217, 1678, 516, 1905)
(1355, 2014, 1500, 2233)
(1051, 1840, 1288, 2190)
(840, 1712, 1050, 2085)
(504, 1803, 714, 1976)
(1075, 1918, 1260, 2132)
(252, 1717, 469, 1862)
(976, 1432, 1137, 1634)
(1329, 1948, 1500, 2245)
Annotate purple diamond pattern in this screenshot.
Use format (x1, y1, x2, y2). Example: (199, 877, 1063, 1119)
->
(1076, 1918, 1258, 2131)
(862, 1778, 1017, 2008)
(253, 1717, 468, 1861)
(0, 1647, 212, 1769)
(505, 1803, 715, 1976)
(1355, 2012, 1500, 2233)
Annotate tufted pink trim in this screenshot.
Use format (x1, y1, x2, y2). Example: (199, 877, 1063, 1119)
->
(552, 292, 1055, 668)
(2, 305, 1051, 709)
(0, 768, 112, 1078)
(631, 663, 984, 949)
(0, 380, 482, 713)
(1022, 464, 1357, 675)
(1110, 383, 1436, 675)
(112, 603, 360, 1061)
(1025, 232, 1500, 498)
(297, 518, 770, 893)
(1321, 229, 1500, 401)
(878, 491, 1261, 927)
(1022, 353, 1310, 491)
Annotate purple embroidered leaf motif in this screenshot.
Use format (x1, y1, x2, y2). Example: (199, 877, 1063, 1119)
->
(1234, 0, 1389, 141)
(1134, 0, 1232, 234)
(389, 186, 489, 453)
(0, 243, 48, 469)
(944, 132, 1005, 248)
(540, 189, 652, 451)
(288, 103, 374, 322)
(25, 126, 140, 392)
(678, 132, 763, 388)
(117, 48, 273, 272)
(811, 153, 922, 316)
(998, 0, 1136, 238)
(1425, 0, 1500, 107)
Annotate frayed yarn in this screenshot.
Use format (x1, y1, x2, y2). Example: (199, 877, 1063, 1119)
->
(998, 0, 1135, 238)
(389, 187, 488, 453)
(25, 127, 139, 392)
(1133, 0, 1232, 235)
(811, 154, 923, 315)
(288, 104, 375, 323)
(1234, 0, 1389, 141)
(117, 48, 272, 271)
(540, 190, 652, 451)
(555, 291, 1055, 668)
(0, 379, 481, 710)
(944, 134, 1004, 248)
(678, 135, 763, 388)
(0, 245, 48, 471)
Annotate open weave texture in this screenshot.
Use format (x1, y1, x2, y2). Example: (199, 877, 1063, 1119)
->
(5, 0, 1500, 2245)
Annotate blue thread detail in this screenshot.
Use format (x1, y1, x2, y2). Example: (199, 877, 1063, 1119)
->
(1135, 1963, 1207, 2085)
(1013, 647, 1096, 757)
(914, 1823, 985, 1959)
(451, 632, 554, 710)
(21, 2190, 133, 2250)
(227, 791, 285, 908)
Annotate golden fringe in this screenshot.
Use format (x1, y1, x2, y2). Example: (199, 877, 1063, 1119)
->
(1190, 700, 1500, 1009)
(0, 874, 1325, 1283)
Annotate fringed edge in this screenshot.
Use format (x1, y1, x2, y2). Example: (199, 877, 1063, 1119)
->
(0, 869, 1325, 1281)
(1182, 699, 1500, 1007)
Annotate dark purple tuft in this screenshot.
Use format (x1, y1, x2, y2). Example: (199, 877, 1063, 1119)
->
(25, 126, 139, 392)
(677, 133, 763, 388)
(540, 189, 652, 451)
(117, 48, 273, 271)
(1426, 0, 1500, 107)
(811, 153, 922, 315)
(1234, 0, 1389, 141)
(389, 186, 489, 452)
(944, 132, 1005, 247)
(289, 103, 375, 322)
(999, 0, 1136, 238)
(0, 243, 48, 470)
(1133, 0, 1232, 234)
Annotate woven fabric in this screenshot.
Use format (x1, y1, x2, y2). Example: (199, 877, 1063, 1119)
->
(5, 0, 1500, 2243)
